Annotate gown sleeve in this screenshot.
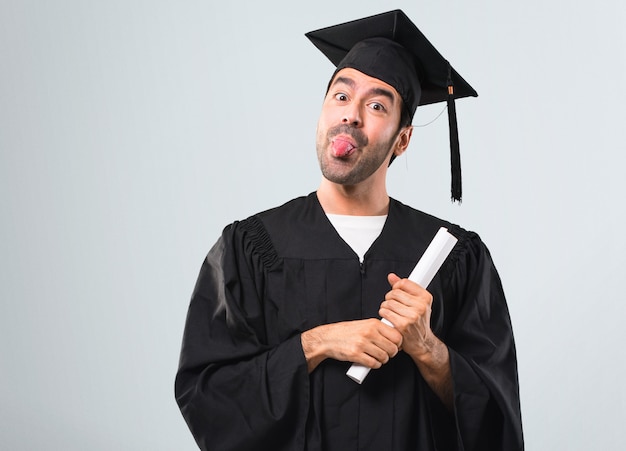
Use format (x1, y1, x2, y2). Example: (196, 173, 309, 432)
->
(175, 217, 310, 451)
(440, 230, 524, 451)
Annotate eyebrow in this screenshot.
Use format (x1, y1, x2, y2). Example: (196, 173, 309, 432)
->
(331, 76, 396, 105)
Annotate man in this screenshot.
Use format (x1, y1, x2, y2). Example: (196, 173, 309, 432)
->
(175, 10, 523, 451)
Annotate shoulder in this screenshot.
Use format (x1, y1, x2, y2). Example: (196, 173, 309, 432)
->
(253, 193, 314, 223)
(222, 194, 313, 234)
(388, 198, 478, 246)
(388, 198, 490, 266)
(217, 193, 318, 264)
(389, 198, 454, 230)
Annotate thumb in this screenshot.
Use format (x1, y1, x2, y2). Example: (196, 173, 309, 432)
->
(387, 272, 402, 287)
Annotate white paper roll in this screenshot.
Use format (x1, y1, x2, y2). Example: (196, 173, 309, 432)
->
(346, 227, 458, 384)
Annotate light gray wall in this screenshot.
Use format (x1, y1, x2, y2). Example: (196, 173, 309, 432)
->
(1, 1, 625, 449)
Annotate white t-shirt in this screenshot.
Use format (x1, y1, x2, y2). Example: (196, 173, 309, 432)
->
(326, 214, 387, 263)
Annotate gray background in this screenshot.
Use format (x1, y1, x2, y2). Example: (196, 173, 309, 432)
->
(1, 0, 625, 449)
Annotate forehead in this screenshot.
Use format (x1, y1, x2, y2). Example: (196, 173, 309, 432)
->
(329, 68, 402, 103)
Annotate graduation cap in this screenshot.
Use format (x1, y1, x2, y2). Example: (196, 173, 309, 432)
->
(306, 9, 478, 202)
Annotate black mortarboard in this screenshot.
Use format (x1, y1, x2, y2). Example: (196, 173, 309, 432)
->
(306, 10, 478, 202)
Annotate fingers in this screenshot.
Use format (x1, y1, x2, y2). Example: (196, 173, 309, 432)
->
(387, 273, 429, 297)
(354, 320, 402, 367)
(376, 325, 403, 361)
(359, 344, 394, 369)
(380, 274, 433, 335)
(325, 319, 402, 369)
(385, 273, 431, 306)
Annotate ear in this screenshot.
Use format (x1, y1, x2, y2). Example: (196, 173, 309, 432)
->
(393, 126, 413, 157)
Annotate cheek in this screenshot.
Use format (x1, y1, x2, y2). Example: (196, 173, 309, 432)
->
(319, 97, 349, 123)
(316, 110, 340, 138)
(318, 105, 337, 127)
(315, 118, 328, 142)
(371, 121, 400, 143)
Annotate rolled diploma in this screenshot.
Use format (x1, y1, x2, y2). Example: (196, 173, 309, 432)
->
(346, 227, 458, 384)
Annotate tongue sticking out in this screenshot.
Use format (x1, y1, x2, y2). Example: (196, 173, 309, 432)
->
(331, 138, 356, 158)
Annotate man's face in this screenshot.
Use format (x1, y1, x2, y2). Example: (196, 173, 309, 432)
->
(316, 68, 406, 186)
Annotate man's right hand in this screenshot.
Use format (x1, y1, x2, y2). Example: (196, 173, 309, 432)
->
(300, 319, 403, 373)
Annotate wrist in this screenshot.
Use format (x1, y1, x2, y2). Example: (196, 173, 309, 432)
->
(409, 333, 445, 368)
(301, 326, 327, 373)
(410, 336, 453, 411)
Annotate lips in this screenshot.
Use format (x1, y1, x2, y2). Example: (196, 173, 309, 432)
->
(331, 137, 356, 158)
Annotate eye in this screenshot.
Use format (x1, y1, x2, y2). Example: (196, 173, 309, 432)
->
(369, 102, 386, 112)
(334, 93, 348, 102)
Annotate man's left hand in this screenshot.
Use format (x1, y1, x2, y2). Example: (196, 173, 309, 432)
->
(379, 273, 436, 358)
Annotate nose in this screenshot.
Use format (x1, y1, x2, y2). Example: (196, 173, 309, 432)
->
(342, 105, 362, 127)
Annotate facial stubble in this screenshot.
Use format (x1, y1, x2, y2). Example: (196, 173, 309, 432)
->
(316, 124, 399, 186)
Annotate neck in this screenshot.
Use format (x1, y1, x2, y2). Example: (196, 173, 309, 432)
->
(317, 178, 390, 216)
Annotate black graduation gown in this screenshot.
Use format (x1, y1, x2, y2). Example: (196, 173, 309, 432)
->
(175, 193, 523, 451)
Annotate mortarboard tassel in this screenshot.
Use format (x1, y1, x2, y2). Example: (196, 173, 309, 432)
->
(447, 63, 462, 203)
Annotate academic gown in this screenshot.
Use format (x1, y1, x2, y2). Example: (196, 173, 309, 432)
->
(175, 193, 523, 451)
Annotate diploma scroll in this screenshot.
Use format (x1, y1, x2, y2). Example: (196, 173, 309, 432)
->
(346, 227, 458, 384)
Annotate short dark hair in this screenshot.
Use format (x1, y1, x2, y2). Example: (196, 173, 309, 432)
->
(399, 102, 413, 129)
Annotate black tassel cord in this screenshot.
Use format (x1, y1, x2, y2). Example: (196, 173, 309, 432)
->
(447, 63, 462, 203)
